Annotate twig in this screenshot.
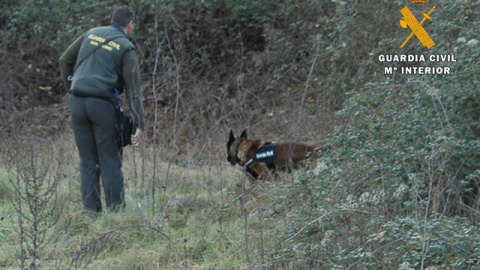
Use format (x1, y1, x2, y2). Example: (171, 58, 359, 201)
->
(107, 224, 171, 242)
(345, 238, 405, 270)
(164, 26, 182, 147)
(285, 208, 371, 242)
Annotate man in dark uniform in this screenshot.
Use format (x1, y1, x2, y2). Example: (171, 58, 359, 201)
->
(59, 7, 144, 213)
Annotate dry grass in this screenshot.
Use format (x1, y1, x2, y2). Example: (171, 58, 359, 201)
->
(0, 133, 312, 269)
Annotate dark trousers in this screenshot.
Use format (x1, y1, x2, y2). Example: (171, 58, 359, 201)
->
(70, 94, 125, 212)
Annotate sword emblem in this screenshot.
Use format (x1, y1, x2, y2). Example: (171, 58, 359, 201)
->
(399, 6, 436, 49)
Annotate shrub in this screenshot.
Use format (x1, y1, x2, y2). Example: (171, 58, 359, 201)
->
(262, 0, 480, 268)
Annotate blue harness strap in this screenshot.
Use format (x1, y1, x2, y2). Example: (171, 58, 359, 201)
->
(245, 142, 278, 170)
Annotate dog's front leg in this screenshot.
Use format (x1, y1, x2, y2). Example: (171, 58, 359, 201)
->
(249, 163, 274, 181)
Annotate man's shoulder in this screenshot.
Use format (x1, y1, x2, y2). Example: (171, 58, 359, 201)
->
(86, 26, 114, 34)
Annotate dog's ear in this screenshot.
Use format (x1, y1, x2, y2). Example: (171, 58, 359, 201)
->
(240, 129, 247, 138)
(228, 130, 235, 147)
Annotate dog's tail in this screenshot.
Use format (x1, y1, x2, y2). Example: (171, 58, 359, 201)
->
(308, 144, 327, 170)
(302, 141, 317, 148)
(314, 145, 326, 154)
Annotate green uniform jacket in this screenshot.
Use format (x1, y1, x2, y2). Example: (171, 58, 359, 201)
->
(59, 24, 144, 129)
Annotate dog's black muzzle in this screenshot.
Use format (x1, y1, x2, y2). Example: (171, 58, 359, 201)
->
(227, 154, 236, 165)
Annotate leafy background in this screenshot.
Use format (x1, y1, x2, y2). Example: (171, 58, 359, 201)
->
(0, 0, 479, 269)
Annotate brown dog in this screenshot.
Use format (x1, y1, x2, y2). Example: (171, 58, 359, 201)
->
(227, 129, 321, 181)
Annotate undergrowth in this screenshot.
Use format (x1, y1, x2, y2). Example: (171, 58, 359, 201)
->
(0, 0, 479, 269)
(0, 137, 293, 269)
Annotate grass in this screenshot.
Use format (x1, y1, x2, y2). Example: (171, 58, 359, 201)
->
(0, 136, 297, 269)
(5, 133, 477, 269)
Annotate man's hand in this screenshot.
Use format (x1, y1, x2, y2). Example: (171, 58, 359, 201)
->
(131, 128, 143, 147)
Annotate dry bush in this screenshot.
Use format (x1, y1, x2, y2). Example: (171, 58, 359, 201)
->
(2, 135, 65, 269)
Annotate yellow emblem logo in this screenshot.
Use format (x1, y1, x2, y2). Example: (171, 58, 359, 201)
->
(399, 6, 436, 49)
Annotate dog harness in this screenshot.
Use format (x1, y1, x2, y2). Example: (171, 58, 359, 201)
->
(245, 142, 278, 170)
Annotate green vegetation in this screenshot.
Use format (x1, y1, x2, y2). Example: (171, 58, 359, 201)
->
(1, 0, 479, 269)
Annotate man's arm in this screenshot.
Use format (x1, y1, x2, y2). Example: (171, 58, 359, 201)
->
(122, 49, 144, 131)
(59, 34, 85, 91)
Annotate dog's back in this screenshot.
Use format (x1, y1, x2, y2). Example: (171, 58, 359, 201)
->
(273, 142, 320, 171)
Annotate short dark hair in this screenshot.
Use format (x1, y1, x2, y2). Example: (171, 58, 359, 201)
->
(111, 7, 135, 27)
